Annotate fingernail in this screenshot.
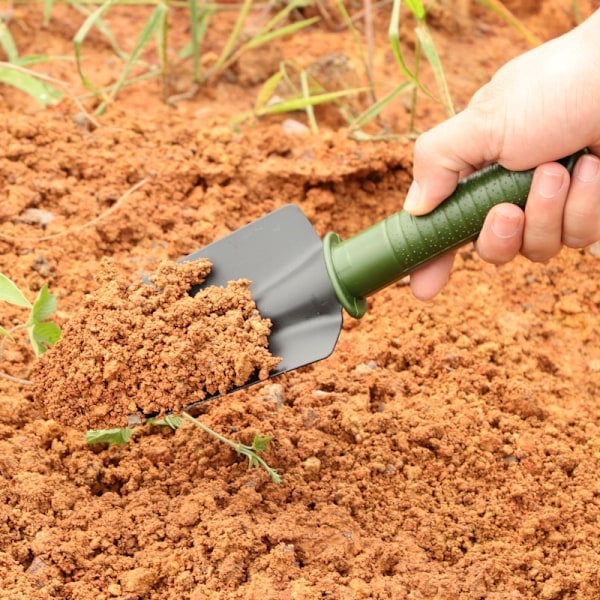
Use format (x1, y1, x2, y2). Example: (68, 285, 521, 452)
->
(538, 168, 564, 199)
(490, 210, 520, 239)
(575, 154, 600, 183)
(404, 181, 421, 213)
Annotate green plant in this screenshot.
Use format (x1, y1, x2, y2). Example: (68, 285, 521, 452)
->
(54, 0, 321, 113)
(182, 412, 281, 483)
(0, 273, 61, 383)
(0, 15, 64, 105)
(388, 0, 454, 133)
(246, 61, 368, 131)
(86, 411, 282, 483)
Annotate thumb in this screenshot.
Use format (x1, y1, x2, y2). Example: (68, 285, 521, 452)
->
(404, 109, 497, 216)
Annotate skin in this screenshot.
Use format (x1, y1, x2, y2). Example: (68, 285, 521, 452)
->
(405, 9, 600, 300)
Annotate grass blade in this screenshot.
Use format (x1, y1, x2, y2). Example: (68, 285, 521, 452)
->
(475, 0, 541, 46)
(244, 17, 320, 50)
(44, 0, 55, 26)
(388, 0, 420, 88)
(103, 4, 168, 108)
(71, 1, 127, 62)
(257, 87, 369, 116)
(207, 0, 253, 78)
(299, 69, 317, 133)
(0, 20, 19, 63)
(179, 5, 216, 62)
(415, 23, 454, 115)
(73, 0, 118, 98)
(0, 65, 63, 106)
(254, 70, 284, 113)
(349, 80, 413, 130)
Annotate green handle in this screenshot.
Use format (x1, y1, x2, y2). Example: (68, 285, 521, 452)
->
(323, 150, 587, 318)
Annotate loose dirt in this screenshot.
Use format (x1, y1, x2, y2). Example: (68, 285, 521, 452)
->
(1, 2, 600, 599)
(32, 259, 280, 430)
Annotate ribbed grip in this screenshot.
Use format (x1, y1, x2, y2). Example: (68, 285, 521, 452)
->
(323, 150, 586, 318)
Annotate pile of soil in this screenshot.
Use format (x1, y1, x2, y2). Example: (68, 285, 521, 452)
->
(1, 2, 600, 599)
(32, 259, 280, 430)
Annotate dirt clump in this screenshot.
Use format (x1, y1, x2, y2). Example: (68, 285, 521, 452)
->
(32, 258, 280, 430)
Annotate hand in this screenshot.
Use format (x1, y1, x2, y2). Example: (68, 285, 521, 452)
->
(405, 10, 600, 300)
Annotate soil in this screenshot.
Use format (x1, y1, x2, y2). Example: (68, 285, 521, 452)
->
(32, 259, 280, 430)
(1, 1, 600, 599)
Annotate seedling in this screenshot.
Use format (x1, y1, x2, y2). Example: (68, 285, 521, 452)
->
(182, 412, 281, 484)
(0, 273, 61, 385)
(62, 0, 320, 113)
(0, 273, 61, 363)
(86, 411, 282, 484)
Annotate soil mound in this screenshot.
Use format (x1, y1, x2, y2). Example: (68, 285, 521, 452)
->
(33, 259, 280, 429)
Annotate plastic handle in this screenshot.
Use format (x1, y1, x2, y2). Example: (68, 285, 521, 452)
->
(323, 150, 587, 318)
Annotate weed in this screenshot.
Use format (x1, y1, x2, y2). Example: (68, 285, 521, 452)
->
(182, 411, 281, 483)
(0, 273, 61, 383)
(86, 411, 282, 483)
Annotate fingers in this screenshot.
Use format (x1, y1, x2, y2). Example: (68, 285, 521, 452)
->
(405, 111, 492, 216)
(475, 204, 525, 264)
(409, 252, 456, 300)
(521, 163, 570, 261)
(562, 153, 600, 248)
(474, 154, 600, 267)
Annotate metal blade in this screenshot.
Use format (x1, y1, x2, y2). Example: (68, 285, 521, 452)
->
(181, 204, 343, 404)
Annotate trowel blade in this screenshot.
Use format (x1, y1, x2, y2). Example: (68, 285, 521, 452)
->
(181, 204, 343, 405)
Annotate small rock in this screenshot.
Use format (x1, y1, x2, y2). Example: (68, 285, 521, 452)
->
(14, 208, 56, 227)
(555, 295, 582, 314)
(260, 383, 286, 408)
(303, 456, 321, 476)
(354, 361, 377, 375)
(121, 567, 157, 595)
(281, 119, 310, 136)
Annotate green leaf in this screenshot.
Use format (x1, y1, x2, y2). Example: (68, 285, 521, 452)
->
(85, 428, 133, 445)
(179, 5, 216, 62)
(43, 0, 55, 26)
(415, 23, 454, 115)
(251, 434, 274, 453)
(0, 68, 63, 106)
(254, 71, 284, 112)
(107, 4, 168, 103)
(257, 87, 369, 116)
(29, 321, 61, 356)
(148, 414, 183, 430)
(31, 285, 57, 323)
(244, 17, 320, 50)
(207, 0, 252, 77)
(0, 326, 14, 341)
(403, 0, 426, 21)
(0, 273, 31, 308)
(349, 81, 413, 130)
(73, 0, 118, 97)
(0, 20, 19, 63)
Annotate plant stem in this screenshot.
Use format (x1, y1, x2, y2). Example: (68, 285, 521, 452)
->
(181, 411, 281, 483)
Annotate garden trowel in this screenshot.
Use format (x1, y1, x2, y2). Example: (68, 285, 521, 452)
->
(182, 151, 585, 403)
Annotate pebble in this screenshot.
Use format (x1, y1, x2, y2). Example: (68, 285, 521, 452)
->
(281, 119, 310, 136)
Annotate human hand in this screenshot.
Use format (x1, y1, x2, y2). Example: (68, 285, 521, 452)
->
(405, 10, 600, 300)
